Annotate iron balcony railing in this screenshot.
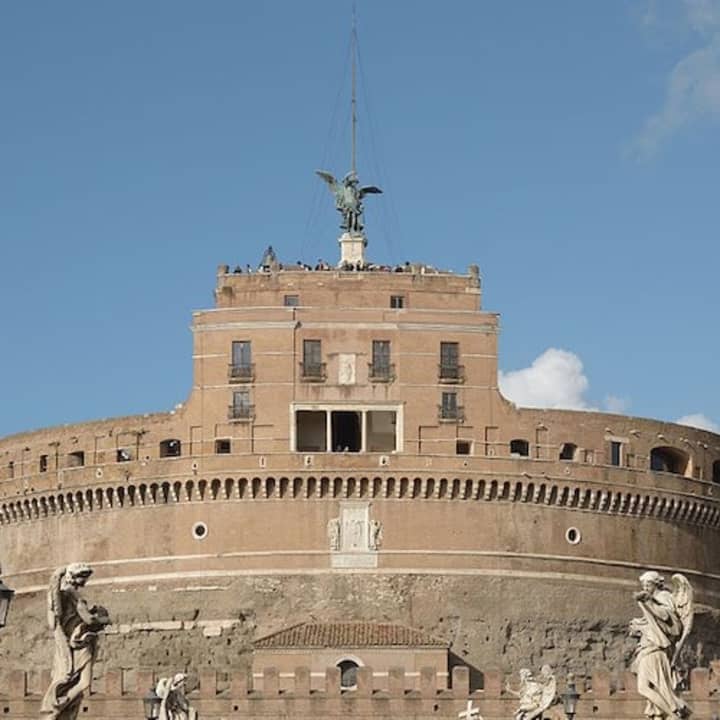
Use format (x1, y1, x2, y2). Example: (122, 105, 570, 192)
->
(438, 404, 465, 422)
(438, 363, 465, 383)
(300, 362, 327, 382)
(228, 404, 255, 421)
(228, 363, 255, 383)
(368, 362, 395, 383)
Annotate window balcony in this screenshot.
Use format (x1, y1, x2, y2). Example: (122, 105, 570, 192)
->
(300, 362, 327, 382)
(438, 363, 465, 383)
(228, 363, 255, 383)
(438, 404, 465, 422)
(368, 362, 395, 383)
(228, 404, 255, 421)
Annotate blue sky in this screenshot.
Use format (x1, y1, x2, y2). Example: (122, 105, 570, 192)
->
(1, 0, 719, 438)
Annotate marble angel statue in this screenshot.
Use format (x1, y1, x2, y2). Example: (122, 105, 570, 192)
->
(156, 673, 198, 720)
(505, 664, 557, 720)
(629, 570, 693, 719)
(40, 563, 111, 720)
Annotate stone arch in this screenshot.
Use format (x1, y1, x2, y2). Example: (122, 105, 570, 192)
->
(211, 478, 222, 500)
(224, 478, 234, 500)
(650, 446, 690, 476)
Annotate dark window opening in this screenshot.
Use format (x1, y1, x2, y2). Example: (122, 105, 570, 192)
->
(284, 294, 299, 307)
(367, 410, 396, 452)
(650, 446, 689, 475)
(713, 460, 720, 484)
(7, 461, 14, 479)
(230, 341, 253, 381)
(337, 660, 359, 689)
(439, 391, 462, 421)
(510, 439, 530, 457)
(215, 439, 231, 454)
(229, 391, 253, 420)
(160, 439, 182, 458)
(39, 454, 48, 473)
(67, 451, 85, 468)
(439, 342, 463, 382)
(332, 411, 362, 452)
(370, 340, 393, 381)
(390, 295, 405, 309)
(456, 440, 471, 455)
(609, 441, 622, 467)
(559, 443, 577, 461)
(301, 339, 325, 380)
(296, 411, 327, 452)
(116, 448, 132, 463)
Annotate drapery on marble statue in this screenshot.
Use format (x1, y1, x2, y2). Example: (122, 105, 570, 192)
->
(629, 570, 693, 719)
(40, 563, 111, 720)
(316, 170, 382, 235)
(156, 673, 198, 720)
(505, 665, 557, 720)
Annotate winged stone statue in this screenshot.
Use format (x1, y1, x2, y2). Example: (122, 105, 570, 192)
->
(506, 665, 557, 720)
(316, 169, 382, 235)
(629, 570, 693, 719)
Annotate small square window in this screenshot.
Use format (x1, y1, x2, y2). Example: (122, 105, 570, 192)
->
(390, 295, 405, 309)
(284, 294, 299, 307)
(456, 440, 471, 455)
(117, 448, 132, 462)
(215, 439, 231, 454)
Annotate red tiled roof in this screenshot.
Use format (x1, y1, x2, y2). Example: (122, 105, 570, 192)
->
(254, 622, 448, 649)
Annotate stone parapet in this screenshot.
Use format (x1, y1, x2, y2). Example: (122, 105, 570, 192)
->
(1, 666, 719, 719)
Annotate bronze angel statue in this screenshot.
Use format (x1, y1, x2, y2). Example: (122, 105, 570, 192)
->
(40, 564, 111, 720)
(629, 570, 694, 719)
(316, 169, 382, 235)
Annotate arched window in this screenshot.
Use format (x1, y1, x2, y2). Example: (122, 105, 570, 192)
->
(510, 439, 530, 457)
(337, 659, 360, 690)
(559, 443, 578, 461)
(159, 439, 182, 458)
(650, 446, 689, 476)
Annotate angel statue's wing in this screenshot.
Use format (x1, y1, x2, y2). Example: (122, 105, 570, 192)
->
(155, 677, 171, 699)
(47, 566, 66, 629)
(315, 170, 338, 192)
(359, 185, 383, 197)
(538, 675, 557, 714)
(671, 573, 694, 669)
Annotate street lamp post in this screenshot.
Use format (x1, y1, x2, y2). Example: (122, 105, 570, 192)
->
(562, 673, 580, 720)
(143, 686, 161, 720)
(0, 576, 15, 629)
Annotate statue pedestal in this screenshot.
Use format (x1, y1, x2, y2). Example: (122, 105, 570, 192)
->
(338, 232, 367, 267)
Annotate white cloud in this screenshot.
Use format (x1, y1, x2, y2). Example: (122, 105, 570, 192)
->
(633, 1, 720, 157)
(675, 413, 720, 432)
(499, 348, 592, 410)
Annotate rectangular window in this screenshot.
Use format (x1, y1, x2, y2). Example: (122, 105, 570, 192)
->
(440, 391, 460, 420)
(67, 451, 85, 468)
(8, 461, 14, 479)
(296, 410, 327, 452)
(370, 340, 392, 381)
(116, 448, 132, 462)
(215, 439, 231, 454)
(230, 390, 252, 420)
(39, 454, 48, 472)
(390, 295, 405, 309)
(302, 339, 325, 380)
(230, 340, 253, 381)
(284, 294, 299, 307)
(456, 440, 471, 455)
(439, 341, 462, 381)
(610, 441, 622, 467)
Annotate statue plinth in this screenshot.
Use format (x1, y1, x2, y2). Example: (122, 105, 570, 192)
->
(338, 232, 367, 267)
